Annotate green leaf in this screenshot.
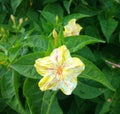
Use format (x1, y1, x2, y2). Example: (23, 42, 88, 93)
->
(110, 86, 120, 114)
(39, 11, 56, 33)
(114, 0, 120, 4)
(40, 11, 56, 25)
(76, 46, 96, 62)
(98, 14, 118, 42)
(0, 13, 6, 24)
(26, 35, 48, 52)
(85, 24, 101, 38)
(41, 91, 63, 114)
(81, 0, 88, 5)
(40, 17, 53, 34)
(73, 81, 105, 99)
(63, 13, 90, 25)
(0, 52, 5, 63)
(77, 56, 115, 91)
(8, 46, 20, 62)
(72, 96, 96, 114)
(11, 0, 23, 14)
(49, 97, 63, 114)
(23, 78, 44, 114)
(63, 0, 72, 14)
(0, 94, 7, 112)
(99, 102, 112, 114)
(27, 9, 39, 25)
(43, 0, 58, 5)
(74, 4, 101, 17)
(0, 66, 7, 78)
(65, 35, 105, 52)
(23, 79, 63, 114)
(11, 52, 44, 79)
(0, 44, 8, 55)
(1, 70, 27, 114)
(43, 3, 63, 17)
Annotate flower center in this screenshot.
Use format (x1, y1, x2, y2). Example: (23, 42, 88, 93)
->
(57, 66, 63, 75)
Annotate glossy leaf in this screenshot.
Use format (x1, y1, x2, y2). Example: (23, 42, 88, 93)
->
(11, 0, 23, 14)
(98, 14, 118, 42)
(74, 4, 101, 17)
(11, 52, 44, 79)
(41, 91, 63, 114)
(110, 86, 120, 114)
(23, 78, 44, 114)
(63, 13, 90, 25)
(43, 3, 63, 17)
(26, 35, 48, 52)
(0, 94, 7, 112)
(40, 11, 56, 25)
(23, 78, 63, 114)
(74, 81, 105, 99)
(8, 46, 20, 62)
(1, 70, 27, 114)
(43, 0, 58, 4)
(77, 56, 115, 91)
(0, 13, 6, 24)
(99, 102, 112, 114)
(76, 46, 96, 62)
(65, 35, 105, 52)
(63, 0, 72, 14)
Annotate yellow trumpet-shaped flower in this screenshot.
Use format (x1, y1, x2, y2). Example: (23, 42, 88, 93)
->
(34, 45, 85, 95)
(63, 19, 82, 37)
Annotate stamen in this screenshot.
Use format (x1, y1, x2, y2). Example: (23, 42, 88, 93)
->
(57, 66, 63, 75)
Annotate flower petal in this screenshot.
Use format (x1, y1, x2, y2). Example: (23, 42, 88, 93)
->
(60, 78, 77, 95)
(63, 19, 82, 37)
(50, 45, 71, 66)
(68, 19, 76, 25)
(75, 24, 82, 34)
(63, 57, 85, 78)
(38, 75, 58, 91)
(34, 57, 54, 76)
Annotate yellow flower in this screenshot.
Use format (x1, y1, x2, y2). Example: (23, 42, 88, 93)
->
(34, 45, 85, 95)
(63, 19, 82, 37)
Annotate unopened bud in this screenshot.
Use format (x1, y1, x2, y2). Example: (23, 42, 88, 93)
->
(53, 29, 57, 39)
(107, 98, 112, 102)
(30, 1, 33, 7)
(56, 15, 58, 23)
(10, 14, 14, 20)
(1, 27, 4, 32)
(52, 29, 58, 45)
(19, 18, 23, 26)
(112, 65, 116, 68)
(10, 14, 16, 26)
(25, 18, 28, 21)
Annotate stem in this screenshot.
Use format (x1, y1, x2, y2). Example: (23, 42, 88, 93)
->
(105, 60, 120, 68)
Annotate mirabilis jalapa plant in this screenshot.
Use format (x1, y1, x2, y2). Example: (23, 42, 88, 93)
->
(0, 0, 120, 113)
(34, 18, 85, 95)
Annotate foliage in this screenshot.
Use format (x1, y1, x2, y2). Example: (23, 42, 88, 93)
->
(0, 0, 120, 114)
